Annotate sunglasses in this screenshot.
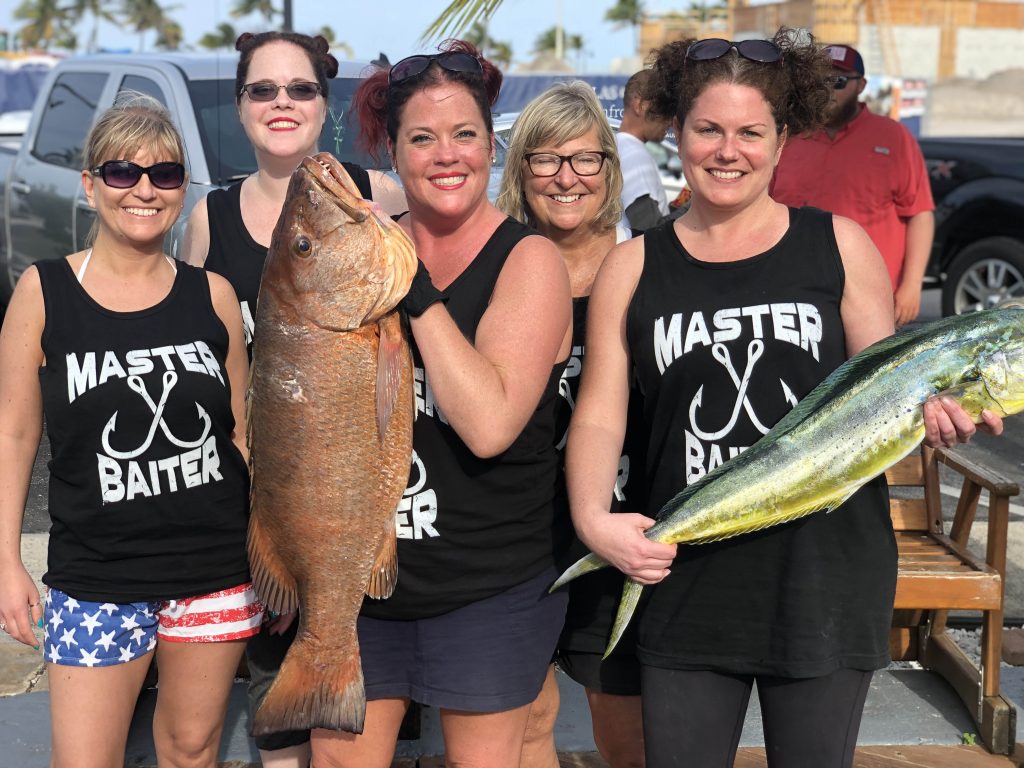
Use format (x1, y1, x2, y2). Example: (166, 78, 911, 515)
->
(90, 160, 186, 190)
(240, 81, 322, 102)
(685, 38, 783, 64)
(388, 51, 483, 85)
(833, 74, 863, 90)
(524, 151, 608, 177)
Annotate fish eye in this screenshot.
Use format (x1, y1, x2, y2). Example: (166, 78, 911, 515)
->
(294, 236, 313, 257)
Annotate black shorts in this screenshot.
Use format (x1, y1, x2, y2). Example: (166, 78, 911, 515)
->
(358, 567, 568, 712)
(557, 648, 642, 696)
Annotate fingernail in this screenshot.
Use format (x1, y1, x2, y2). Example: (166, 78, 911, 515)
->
(33, 645, 39, 651)
(37, 619, 43, 628)
(268, 610, 279, 619)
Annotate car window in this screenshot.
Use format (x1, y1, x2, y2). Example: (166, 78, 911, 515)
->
(119, 75, 169, 107)
(32, 72, 108, 169)
(187, 76, 384, 187)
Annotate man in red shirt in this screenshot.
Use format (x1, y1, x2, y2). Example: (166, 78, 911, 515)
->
(771, 44, 934, 327)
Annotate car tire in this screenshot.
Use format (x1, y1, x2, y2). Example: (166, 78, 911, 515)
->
(941, 236, 1024, 316)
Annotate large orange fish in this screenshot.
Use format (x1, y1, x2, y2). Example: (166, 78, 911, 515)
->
(247, 153, 416, 735)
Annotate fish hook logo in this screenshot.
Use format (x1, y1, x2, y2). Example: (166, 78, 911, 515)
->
(689, 340, 769, 441)
(555, 376, 576, 451)
(100, 372, 212, 459)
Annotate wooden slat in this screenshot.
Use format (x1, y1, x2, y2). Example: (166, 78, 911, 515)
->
(890, 498, 931, 531)
(924, 631, 983, 721)
(896, 571, 1001, 609)
(888, 626, 918, 660)
(886, 453, 925, 486)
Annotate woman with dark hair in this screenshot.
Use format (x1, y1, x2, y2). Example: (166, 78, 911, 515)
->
(496, 81, 645, 768)
(566, 30, 1003, 767)
(0, 94, 257, 768)
(310, 40, 572, 767)
(181, 32, 407, 768)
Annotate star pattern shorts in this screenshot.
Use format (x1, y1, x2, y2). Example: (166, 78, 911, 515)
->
(43, 584, 263, 668)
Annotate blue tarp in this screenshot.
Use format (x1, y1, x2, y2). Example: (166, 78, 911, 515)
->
(494, 74, 630, 121)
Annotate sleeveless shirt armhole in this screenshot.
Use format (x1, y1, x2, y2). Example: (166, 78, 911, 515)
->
(34, 260, 60, 353)
(193, 265, 224, 334)
(820, 208, 847, 298)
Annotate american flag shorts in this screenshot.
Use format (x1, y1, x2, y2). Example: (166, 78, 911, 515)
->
(43, 584, 264, 667)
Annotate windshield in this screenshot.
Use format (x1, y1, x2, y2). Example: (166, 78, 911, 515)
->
(187, 76, 384, 186)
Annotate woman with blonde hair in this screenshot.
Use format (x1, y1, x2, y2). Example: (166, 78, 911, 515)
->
(498, 81, 646, 768)
(0, 93, 257, 768)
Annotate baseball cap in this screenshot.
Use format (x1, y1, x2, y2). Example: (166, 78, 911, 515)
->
(825, 44, 865, 76)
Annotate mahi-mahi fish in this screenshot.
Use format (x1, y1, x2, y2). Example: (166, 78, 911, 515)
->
(553, 302, 1024, 657)
(247, 153, 417, 735)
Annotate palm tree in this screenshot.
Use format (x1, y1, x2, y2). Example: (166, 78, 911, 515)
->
(198, 21, 238, 50)
(155, 18, 183, 50)
(604, 0, 645, 53)
(14, 0, 72, 50)
(464, 21, 513, 69)
(68, 0, 117, 53)
(420, 0, 504, 44)
(230, 0, 278, 26)
(534, 25, 583, 57)
(121, 0, 168, 51)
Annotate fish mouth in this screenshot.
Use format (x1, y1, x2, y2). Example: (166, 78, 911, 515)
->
(301, 153, 370, 223)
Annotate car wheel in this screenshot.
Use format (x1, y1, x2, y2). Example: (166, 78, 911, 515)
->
(941, 236, 1024, 316)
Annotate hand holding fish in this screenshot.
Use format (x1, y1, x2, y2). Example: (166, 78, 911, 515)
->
(578, 512, 677, 586)
(923, 397, 1004, 448)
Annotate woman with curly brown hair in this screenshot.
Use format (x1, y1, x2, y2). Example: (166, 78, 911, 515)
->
(309, 40, 572, 768)
(565, 30, 1001, 767)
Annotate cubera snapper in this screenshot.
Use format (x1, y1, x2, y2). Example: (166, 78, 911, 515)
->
(553, 301, 1024, 657)
(247, 153, 417, 735)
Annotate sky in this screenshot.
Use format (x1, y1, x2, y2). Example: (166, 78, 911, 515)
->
(0, 0, 690, 73)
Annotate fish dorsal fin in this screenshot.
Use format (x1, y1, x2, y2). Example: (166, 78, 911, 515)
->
(376, 312, 405, 442)
(366, 517, 398, 599)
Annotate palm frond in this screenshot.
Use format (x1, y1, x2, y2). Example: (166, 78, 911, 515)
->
(419, 0, 506, 46)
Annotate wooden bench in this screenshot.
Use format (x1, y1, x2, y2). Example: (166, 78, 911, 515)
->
(886, 444, 1019, 754)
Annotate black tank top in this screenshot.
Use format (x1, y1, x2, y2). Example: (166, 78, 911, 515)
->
(626, 208, 896, 676)
(204, 163, 372, 358)
(361, 217, 569, 620)
(36, 259, 251, 602)
(557, 294, 648, 654)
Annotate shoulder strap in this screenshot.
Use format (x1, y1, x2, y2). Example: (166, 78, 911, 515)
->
(342, 162, 373, 201)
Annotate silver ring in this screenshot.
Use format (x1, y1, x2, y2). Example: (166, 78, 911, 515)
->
(0, 621, 6, 632)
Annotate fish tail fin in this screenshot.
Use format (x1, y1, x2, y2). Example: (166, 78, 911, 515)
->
(247, 513, 298, 614)
(603, 581, 644, 659)
(251, 638, 365, 736)
(549, 552, 610, 592)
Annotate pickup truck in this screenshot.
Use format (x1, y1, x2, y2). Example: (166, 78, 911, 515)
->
(0, 52, 381, 310)
(919, 136, 1024, 315)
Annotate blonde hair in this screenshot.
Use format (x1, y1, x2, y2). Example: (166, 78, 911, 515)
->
(497, 81, 623, 232)
(83, 92, 186, 245)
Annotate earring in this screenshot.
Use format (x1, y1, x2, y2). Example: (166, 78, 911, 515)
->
(491, 156, 496, 165)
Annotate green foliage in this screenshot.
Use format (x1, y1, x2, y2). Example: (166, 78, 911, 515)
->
(533, 25, 583, 55)
(14, 0, 72, 50)
(604, 0, 644, 29)
(961, 732, 978, 746)
(419, 0, 504, 45)
(198, 21, 238, 50)
(463, 21, 513, 69)
(230, 0, 278, 24)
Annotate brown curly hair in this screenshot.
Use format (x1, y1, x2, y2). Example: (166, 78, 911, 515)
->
(645, 28, 834, 137)
(234, 31, 339, 105)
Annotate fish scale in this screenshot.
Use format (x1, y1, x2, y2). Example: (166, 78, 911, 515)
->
(552, 303, 1024, 657)
(246, 153, 417, 735)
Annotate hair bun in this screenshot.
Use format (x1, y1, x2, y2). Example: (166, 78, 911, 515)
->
(312, 35, 330, 54)
(323, 53, 339, 79)
(235, 32, 255, 51)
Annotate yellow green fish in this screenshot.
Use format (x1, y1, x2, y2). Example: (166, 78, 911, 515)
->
(553, 301, 1024, 657)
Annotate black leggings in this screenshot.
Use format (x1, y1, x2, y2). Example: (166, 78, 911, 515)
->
(641, 666, 872, 768)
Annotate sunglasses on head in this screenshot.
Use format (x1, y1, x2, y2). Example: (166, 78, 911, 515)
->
(685, 38, 783, 64)
(388, 51, 483, 85)
(90, 160, 186, 190)
(240, 80, 322, 102)
(832, 74, 863, 89)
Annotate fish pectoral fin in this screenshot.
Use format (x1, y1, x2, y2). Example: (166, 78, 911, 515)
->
(933, 380, 1010, 419)
(366, 521, 398, 600)
(375, 313, 406, 443)
(247, 510, 299, 614)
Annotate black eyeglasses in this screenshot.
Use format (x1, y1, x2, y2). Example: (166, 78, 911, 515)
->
(90, 160, 186, 190)
(685, 38, 783, 64)
(388, 52, 483, 85)
(524, 151, 608, 177)
(832, 74, 863, 90)
(240, 81, 322, 102)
